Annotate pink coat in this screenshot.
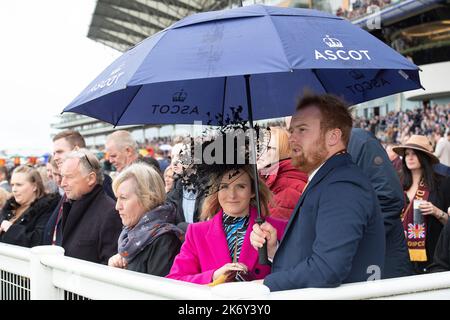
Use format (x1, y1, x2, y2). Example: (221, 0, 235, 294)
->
(166, 207, 286, 284)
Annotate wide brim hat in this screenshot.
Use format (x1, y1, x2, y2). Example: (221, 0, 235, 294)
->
(393, 135, 439, 164)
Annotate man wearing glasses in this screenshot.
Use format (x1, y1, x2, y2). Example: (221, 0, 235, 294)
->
(43, 130, 115, 246)
(58, 149, 122, 264)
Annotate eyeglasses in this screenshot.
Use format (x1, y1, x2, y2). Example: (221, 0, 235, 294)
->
(83, 154, 94, 171)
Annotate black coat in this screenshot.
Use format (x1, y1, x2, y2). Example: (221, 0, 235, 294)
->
(413, 174, 450, 273)
(429, 220, 450, 273)
(127, 233, 181, 276)
(348, 128, 413, 278)
(166, 179, 205, 232)
(0, 194, 60, 247)
(61, 184, 122, 265)
(42, 174, 116, 245)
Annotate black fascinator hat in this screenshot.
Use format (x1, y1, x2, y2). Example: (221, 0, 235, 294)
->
(175, 108, 271, 197)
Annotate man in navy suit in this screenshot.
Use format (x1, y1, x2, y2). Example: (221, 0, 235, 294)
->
(251, 93, 385, 291)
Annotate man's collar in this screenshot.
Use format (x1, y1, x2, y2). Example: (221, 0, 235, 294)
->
(307, 149, 347, 183)
(308, 162, 326, 183)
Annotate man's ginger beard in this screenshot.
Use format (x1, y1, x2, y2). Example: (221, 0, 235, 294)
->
(291, 131, 328, 174)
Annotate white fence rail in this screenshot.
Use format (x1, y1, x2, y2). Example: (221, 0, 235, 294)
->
(1, 243, 450, 300)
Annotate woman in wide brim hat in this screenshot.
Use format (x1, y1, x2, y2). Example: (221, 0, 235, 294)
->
(393, 135, 450, 274)
(393, 135, 440, 164)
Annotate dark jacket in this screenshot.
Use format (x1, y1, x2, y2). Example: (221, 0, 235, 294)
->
(166, 179, 206, 232)
(0, 194, 60, 247)
(42, 174, 115, 245)
(264, 153, 385, 291)
(127, 233, 182, 276)
(42, 195, 65, 245)
(348, 128, 413, 278)
(411, 174, 450, 273)
(429, 220, 450, 273)
(260, 159, 307, 220)
(61, 184, 122, 265)
(434, 163, 450, 177)
(122, 202, 183, 276)
(103, 173, 116, 200)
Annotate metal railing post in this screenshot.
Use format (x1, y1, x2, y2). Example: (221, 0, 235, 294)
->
(30, 246, 65, 300)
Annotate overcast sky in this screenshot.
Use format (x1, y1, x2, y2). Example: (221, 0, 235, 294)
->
(0, 0, 120, 155)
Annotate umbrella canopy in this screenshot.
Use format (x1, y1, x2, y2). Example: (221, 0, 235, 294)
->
(63, 5, 422, 126)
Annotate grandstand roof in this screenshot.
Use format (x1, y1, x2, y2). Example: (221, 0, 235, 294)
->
(87, 0, 232, 52)
(353, 0, 447, 30)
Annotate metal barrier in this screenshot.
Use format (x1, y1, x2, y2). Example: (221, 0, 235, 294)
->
(0, 271, 30, 300)
(0, 243, 32, 300)
(1, 243, 450, 300)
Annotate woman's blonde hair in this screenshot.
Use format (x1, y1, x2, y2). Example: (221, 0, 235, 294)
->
(12, 165, 46, 200)
(9, 165, 46, 224)
(200, 165, 272, 221)
(269, 127, 291, 160)
(112, 163, 166, 212)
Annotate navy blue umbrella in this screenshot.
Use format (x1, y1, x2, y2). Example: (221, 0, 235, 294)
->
(63, 4, 422, 264)
(64, 5, 421, 126)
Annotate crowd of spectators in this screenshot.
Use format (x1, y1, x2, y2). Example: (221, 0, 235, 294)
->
(336, 0, 396, 20)
(353, 103, 450, 147)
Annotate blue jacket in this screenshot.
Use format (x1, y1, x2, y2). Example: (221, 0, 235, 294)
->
(264, 153, 385, 291)
(434, 163, 450, 177)
(348, 128, 413, 278)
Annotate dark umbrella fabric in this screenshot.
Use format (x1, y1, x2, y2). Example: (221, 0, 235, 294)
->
(63, 5, 422, 126)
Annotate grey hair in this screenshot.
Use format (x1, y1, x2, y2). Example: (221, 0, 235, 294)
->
(106, 130, 138, 154)
(64, 148, 104, 185)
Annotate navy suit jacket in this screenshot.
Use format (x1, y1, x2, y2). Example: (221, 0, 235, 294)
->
(264, 153, 385, 291)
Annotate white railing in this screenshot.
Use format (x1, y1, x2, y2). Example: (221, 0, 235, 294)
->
(1, 243, 450, 300)
(268, 272, 450, 300)
(0, 243, 32, 300)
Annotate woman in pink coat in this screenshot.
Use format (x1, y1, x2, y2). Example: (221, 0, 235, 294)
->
(166, 164, 286, 284)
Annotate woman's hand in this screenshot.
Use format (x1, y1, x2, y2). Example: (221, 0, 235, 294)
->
(108, 253, 128, 269)
(0, 220, 12, 233)
(212, 262, 248, 281)
(420, 201, 447, 221)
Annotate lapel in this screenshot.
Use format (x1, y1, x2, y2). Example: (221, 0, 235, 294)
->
(205, 210, 232, 266)
(205, 208, 259, 269)
(281, 153, 351, 242)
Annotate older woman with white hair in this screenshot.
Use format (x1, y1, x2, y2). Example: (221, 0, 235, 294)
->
(108, 163, 183, 276)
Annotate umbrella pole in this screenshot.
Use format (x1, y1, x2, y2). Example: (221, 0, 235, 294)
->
(244, 74, 270, 265)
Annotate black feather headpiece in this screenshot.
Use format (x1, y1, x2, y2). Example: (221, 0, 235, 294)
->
(175, 107, 270, 196)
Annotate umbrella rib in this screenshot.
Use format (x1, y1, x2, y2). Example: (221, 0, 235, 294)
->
(266, 13, 293, 70)
(311, 69, 327, 93)
(113, 85, 143, 127)
(221, 77, 227, 124)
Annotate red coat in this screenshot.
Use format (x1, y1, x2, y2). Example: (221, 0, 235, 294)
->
(261, 159, 308, 221)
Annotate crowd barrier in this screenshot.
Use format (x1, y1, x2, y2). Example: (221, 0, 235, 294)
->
(1, 243, 450, 300)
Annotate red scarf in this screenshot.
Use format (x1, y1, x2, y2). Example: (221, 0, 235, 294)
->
(401, 180, 430, 262)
